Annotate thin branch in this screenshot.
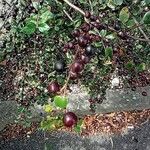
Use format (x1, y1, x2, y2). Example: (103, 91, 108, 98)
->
(63, 10, 74, 22)
(133, 17, 150, 45)
(127, 35, 150, 42)
(63, 0, 85, 16)
(3, 0, 11, 7)
(62, 0, 150, 44)
(107, 26, 150, 43)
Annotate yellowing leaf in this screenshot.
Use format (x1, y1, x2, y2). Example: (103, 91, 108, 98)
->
(119, 7, 130, 23)
(43, 104, 53, 113)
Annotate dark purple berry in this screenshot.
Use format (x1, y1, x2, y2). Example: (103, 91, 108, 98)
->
(81, 23, 90, 32)
(78, 36, 88, 47)
(71, 61, 84, 73)
(81, 55, 90, 64)
(63, 112, 78, 127)
(47, 81, 60, 94)
(68, 42, 74, 49)
(72, 29, 80, 37)
(90, 15, 97, 21)
(84, 11, 91, 18)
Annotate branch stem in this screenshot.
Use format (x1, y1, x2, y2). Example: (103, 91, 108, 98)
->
(63, 0, 85, 15)
(133, 17, 150, 45)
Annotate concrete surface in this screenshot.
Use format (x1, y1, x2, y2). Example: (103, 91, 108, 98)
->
(0, 120, 150, 150)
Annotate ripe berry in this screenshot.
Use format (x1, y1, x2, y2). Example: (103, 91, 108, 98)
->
(84, 11, 91, 18)
(85, 45, 95, 56)
(47, 81, 60, 94)
(81, 55, 90, 64)
(71, 61, 84, 73)
(78, 36, 88, 47)
(114, 21, 121, 31)
(118, 32, 127, 40)
(54, 60, 66, 72)
(72, 29, 80, 37)
(84, 34, 91, 41)
(81, 23, 90, 32)
(63, 112, 78, 127)
(68, 42, 74, 49)
(90, 15, 97, 21)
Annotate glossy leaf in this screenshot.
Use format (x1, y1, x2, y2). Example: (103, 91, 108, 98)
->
(144, 0, 150, 4)
(113, 0, 123, 5)
(74, 119, 83, 133)
(107, 0, 116, 9)
(137, 63, 146, 72)
(143, 11, 150, 24)
(125, 61, 134, 70)
(54, 96, 68, 109)
(21, 22, 36, 35)
(40, 10, 53, 23)
(105, 47, 113, 59)
(119, 7, 130, 23)
(38, 23, 50, 32)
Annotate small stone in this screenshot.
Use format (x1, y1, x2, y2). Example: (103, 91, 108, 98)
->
(111, 77, 120, 87)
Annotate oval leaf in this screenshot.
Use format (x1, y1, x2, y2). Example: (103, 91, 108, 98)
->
(144, 0, 150, 4)
(119, 7, 130, 23)
(113, 0, 123, 5)
(38, 23, 50, 32)
(105, 47, 113, 59)
(54, 96, 68, 109)
(21, 22, 36, 35)
(143, 11, 150, 24)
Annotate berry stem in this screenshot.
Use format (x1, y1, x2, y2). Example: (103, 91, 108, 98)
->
(62, 0, 85, 16)
(107, 26, 150, 43)
(60, 74, 71, 95)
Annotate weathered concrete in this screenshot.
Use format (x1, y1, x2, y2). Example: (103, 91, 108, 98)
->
(0, 86, 149, 131)
(0, 120, 150, 150)
(0, 101, 42, 131)
(0, 101, 18, 131)
(67, 85, 150, 116)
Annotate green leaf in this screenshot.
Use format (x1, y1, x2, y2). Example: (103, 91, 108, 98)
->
(105, 47, 113, 59)
(74, 119, 83, 133)
(119, 7, 130, 23)
(143, 11, 150, 24)
(32, 1, 40, 10)
(99, 30, 107, 37)
(40, 117, 63, 131)
(113, 0, 123, 5)
(54, 96, 68, 109)
(107, 0, 116, 9)
(40, 10, 53, 23)
(137, 63, 146, 72)
(106, 34, 115, 39)
(145, 0, 150, 4)
(126, 19, 135, 28)
(125, 61, 134, 70)
(38, 23, 50, 32)
(74, 19, 82, 28)
(93, 42, 102, 47)
(21, 22, 36, 35)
